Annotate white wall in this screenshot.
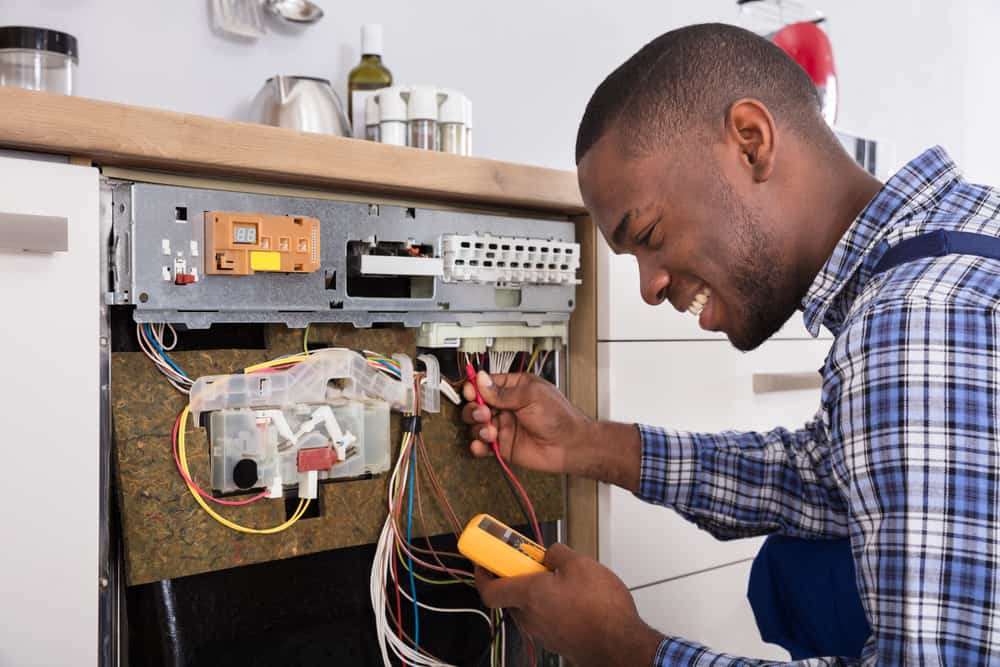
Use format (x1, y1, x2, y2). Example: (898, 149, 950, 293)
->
(2, 0, 996, 181)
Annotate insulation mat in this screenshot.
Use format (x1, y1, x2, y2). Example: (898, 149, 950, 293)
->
(112, 324, 563, 585)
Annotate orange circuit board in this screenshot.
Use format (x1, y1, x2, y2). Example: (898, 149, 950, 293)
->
(204, 211, 321, 276)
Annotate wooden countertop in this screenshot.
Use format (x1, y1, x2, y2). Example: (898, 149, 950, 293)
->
(0, 88, 585, 215)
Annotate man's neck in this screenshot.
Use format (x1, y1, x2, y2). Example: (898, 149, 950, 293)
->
(794, 152, 884, 295)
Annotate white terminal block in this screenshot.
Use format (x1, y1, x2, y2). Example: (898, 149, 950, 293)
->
(416, 321, 569, 349)
(441, 233, 580, 285)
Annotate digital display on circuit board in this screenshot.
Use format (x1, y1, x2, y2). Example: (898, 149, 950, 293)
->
(232, 224, 258, 244)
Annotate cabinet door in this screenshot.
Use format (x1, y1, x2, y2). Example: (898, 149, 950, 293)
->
(597, 236, 828, 341)
(598, 338, 830, 588)
(633, 559, 789, 661)
(0, 156, 99, 666)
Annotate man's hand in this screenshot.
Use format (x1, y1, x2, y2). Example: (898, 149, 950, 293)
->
(462, 371, 643, 491)
(462, 371, 593, 475)
(475, 543, 664, 667)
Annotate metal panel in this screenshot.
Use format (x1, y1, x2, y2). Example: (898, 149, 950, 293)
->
(110, 181, 578, 329)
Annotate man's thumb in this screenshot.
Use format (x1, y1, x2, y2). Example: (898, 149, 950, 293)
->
(543, 542, 577, 570)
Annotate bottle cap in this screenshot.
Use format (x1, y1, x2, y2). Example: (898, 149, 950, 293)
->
(365, 93, 380, 126)
(361, 24, 382, 56)
(438, 89, 466, 124)
(375, 87, 407, 123)
(404, 85, 443, 121)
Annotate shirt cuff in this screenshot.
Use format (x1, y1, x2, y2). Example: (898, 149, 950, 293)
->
(654, 636, 743, 666)
(636, 423, 699, 509)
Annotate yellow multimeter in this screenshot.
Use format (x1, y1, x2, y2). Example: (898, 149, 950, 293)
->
(458, 513, 549, 577)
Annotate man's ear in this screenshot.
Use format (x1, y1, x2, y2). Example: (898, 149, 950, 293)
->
(725, 98, 776, 183)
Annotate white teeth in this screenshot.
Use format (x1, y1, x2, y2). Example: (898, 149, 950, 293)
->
(687, 287, 711, 316)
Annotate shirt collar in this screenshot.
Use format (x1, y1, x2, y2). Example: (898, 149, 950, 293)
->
(801, 146, 961, 336)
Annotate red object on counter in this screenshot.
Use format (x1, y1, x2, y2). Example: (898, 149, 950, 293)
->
(297, 446, 337, 472)
(174, 273, 197, 285)
(773, 21, 835, 85)
(772, 20, 837, 124)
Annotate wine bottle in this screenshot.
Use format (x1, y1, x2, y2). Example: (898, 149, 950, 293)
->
(348, 24, 393, 139)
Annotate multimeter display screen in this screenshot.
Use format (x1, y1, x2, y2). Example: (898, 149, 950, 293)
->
(479, 516, 534, 553)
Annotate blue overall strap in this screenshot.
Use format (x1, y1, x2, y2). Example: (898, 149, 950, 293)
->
(748, 229, 1000, 660)
(872, 229, 1000, 276)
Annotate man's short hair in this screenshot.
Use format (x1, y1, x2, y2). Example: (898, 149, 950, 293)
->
(575, 23, 824, 163)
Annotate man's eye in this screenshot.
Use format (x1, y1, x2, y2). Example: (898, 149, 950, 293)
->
(637, 225, 657, 245)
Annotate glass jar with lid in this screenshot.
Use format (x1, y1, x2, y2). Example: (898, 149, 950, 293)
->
(0, 26, 78, 95)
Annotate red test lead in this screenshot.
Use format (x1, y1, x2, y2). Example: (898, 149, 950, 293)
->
(465, 363, 543, 543)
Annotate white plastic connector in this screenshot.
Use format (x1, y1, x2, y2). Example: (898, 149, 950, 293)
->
(268, 476, 283, 498)
(416, 354, 441, 413)
(298, 470, 319, 499)
(458, 338, 487, 354)
(416, 322, 569, 349)
(441, 233, 580, 286)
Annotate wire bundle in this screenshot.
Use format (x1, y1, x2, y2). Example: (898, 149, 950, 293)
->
(137, 322, 193, 393)
(372, 378, 515, 667)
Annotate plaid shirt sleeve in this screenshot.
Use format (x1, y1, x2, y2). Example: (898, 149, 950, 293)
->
(637, 276, 1000, 666)
(635, 417, 850, 541)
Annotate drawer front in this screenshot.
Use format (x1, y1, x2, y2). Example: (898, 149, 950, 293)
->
(597, 236, 827, 341)
(0, 156, 100, 666)
(598, 338, 831, 588)
(632, 560, 789, 661)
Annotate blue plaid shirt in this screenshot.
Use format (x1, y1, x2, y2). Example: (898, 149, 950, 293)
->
(639, 147, 1000, 666)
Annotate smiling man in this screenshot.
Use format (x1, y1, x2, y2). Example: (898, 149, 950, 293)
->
(463, 21, 1000, 667)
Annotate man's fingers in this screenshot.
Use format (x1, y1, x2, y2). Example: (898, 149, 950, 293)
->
(474, 566, 546, 609)
(462, 381, 477, 403)
(543, 543, 578, 570)
(469, 440, 492, 458)
(461, 402, 492, 425)
(476, 371, 530, 411)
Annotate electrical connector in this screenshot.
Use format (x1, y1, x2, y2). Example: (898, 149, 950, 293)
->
(441, 233, 580, 286)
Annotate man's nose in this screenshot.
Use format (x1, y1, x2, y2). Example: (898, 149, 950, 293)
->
(637, 259, 670, 306)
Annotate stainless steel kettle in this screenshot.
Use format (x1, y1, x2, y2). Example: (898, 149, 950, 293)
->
(249, 75, 352, 136)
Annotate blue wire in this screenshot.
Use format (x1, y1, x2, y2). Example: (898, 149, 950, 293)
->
(373, 359, 402, 378)
(144, 324, 188, 378)
(406, 436, 420, 649)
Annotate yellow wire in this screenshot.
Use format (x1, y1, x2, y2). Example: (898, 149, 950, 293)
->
(526, 347, 541, 372)
(242, 354, 311, 374)
(394, 544, 472, 585)
(303, 323, 311, 355)
(177, 405, 310, 534)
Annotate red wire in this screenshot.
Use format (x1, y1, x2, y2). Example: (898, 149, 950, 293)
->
(465, 364, 543, 544)
(491, 442, 542, 543)
(172, 411, 269, 506)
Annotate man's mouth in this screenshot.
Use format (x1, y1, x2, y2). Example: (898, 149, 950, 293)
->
(687, 286, 711, 317)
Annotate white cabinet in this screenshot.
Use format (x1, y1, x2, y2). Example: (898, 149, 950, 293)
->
(633, 559, 790, 661)
(597, 236, 829, 342)
(598, 338, 831, 588)
(0, 156, 99, 666)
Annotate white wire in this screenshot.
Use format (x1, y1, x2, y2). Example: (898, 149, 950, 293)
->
(396, 583, 493, 628)
(370, 433, 497, 667)
(136, 323, 193, 394)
